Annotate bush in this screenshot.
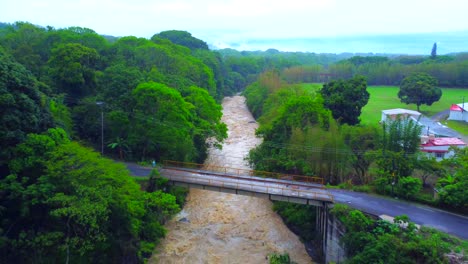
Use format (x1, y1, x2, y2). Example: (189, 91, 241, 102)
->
(352, 185, 372, 193)
(396, 177, 422, 199)
(268, 253, 297, 264)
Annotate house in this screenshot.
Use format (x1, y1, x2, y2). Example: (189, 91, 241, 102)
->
(448, 103, 468, 122)
(420, 136, 466, 161)
(381, 108, 421, 123)
(381, 108, 466, 160)
(381, 108, 460, 138)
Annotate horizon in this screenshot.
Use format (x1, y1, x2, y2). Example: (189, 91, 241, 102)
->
(2, 0, 468, 55)
(2, 20, 467, 55)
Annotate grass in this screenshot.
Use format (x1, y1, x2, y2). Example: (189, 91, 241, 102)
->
(359, 86, 468, 135)
(361, 86, 468, 124)
(296, 84, 468, 135)
(446, 120, 468, 135)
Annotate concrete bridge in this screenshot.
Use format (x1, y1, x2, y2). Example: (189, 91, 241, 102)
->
(127, 161, 468, 263)
(160, 162, 333, 207)
(157, 161, 341, 263)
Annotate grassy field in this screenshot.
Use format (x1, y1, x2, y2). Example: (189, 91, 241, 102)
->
(361, 86, 467, 126)
(299, 84, 468, 135)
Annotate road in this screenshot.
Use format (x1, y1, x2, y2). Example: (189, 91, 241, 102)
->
(125, 163, 468, 240)
(330, 189, 468, 240)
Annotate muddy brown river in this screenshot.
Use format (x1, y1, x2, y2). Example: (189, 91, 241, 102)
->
(150, 96, 314, 264)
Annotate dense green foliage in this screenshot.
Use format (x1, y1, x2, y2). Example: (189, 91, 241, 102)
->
(0, 48, 54, 170)
(245, 72, 376, 184)
(280, 54, 468, 87)
(438, 148, 468, 213)
(244, 70, 467, 213)
(398, 72, 442, 111)
(0, 22, 229, 263)
(153, 30, 209, 51)
(272, 202, 317, 241)
(0, 128, 179, 263)
(1, 20, 468, 263)
(320, 75, 369, 125)
(0, 22, 227, 162)
(375, 117, 422, 178)
(245, 72, 351, 183)
(331, 204, 465, 263)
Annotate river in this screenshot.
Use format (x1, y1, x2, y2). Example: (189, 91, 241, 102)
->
(150, 96, 313, 264)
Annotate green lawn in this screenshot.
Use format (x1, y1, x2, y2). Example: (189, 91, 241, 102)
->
(360, 86, 468, 131)
(299, 84, 468, 135)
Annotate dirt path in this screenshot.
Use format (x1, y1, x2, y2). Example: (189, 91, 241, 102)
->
(149, 96, 313, 264)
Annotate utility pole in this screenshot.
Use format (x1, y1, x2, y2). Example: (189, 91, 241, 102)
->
(96, 101, 105, 155)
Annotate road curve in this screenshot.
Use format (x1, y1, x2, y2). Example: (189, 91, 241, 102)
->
(125, 162, 468, 240)
(330, 189, 468, 240)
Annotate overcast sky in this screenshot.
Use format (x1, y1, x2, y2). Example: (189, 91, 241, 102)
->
(2, 0, 468, 53)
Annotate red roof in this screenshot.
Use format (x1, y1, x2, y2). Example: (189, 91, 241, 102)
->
(421, 137, 466, 147)
(450, 104, 463, 111)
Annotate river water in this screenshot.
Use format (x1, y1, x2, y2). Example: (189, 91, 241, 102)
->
(150, 96, 313, 264)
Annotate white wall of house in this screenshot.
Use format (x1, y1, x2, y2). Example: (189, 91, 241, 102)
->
(448, 111, 468, 122)
(422, 145, 466, 161)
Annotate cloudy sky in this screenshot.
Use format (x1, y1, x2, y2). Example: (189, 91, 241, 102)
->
(2, 0, 468, 53)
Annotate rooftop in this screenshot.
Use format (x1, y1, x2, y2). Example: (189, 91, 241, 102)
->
(415, 116, 461, 138)
(422, 137, 466, 147)
(382, 108, 421, 116)
(450, 103, 468, 112)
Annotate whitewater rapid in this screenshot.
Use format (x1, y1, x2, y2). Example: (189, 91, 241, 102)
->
(150, 96, 313, 264)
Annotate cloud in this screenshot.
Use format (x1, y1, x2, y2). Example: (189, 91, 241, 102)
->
(1, 0, 467, 48)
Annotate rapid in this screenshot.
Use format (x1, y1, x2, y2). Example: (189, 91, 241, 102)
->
(150, 96, 313, 264)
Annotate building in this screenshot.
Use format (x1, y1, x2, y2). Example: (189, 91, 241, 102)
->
(381, 108, 460, 138)
(381, 108, 421, 123)
(381, 108, 467, 160)
(448, 103, 468, 122)
(420, 136, 466, 161)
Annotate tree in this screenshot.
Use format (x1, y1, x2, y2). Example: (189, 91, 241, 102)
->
(48, 43, 99, 103)
(431, 42, 437, 59)
(438, 147, 468, 211)
(398, 72, 442, 112)
(414, 154, 444, 187)
(0, 48, 54, 171)
(0, 128, 179, 263)
(152, 30, 209, 51)
(320, 75, 370, 125)
(342, 125, 379, 184)
(395, 176, 422, 199)
(128, 82, 195, 161)
(374, 117, 422, 188)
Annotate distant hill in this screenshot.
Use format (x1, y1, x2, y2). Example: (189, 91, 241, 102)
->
(210, 31, 468, 55)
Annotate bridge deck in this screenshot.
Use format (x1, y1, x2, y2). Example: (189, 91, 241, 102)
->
(161, 167, 334, 205)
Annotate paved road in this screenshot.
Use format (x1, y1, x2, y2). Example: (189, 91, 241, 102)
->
(431, 109, 451, 121)
(330, 189, 468, 240)
(125, 163, 468, 240)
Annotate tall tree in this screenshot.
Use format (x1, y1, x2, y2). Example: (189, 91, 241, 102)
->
(431, 42, 437, 59)
(1, 128, 179, 263)
(128, 82, 195, 161)
(342, 125, 379, 184)
(375, 117, 422, 180)
(320, 75, 369, 125)
(0, 48, 54, 171)
(48, 43, 99, 103)
(398, 72, 442, 112)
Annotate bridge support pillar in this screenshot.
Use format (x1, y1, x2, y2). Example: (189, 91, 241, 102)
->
(316, 203, 346, 263)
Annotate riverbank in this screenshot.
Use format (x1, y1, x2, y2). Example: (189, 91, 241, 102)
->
(149, 96, 313, 263)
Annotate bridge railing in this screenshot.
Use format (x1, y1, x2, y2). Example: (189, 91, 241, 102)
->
(163, 160, 324, 185)
(162, 170, 334, 202)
